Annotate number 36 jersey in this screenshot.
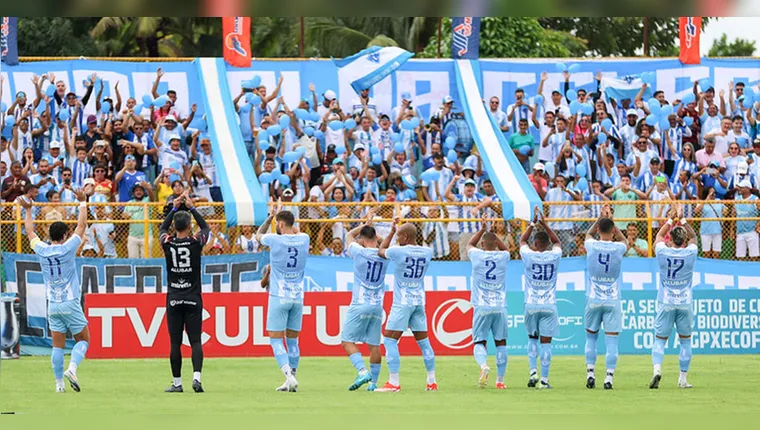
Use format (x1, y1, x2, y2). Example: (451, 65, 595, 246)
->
(262, 233, 311, 301)
(385, 245, 434, 306)
(520, 245, 562, 306)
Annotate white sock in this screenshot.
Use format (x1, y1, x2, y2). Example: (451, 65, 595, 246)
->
(56, 378, 65, 389)
(426, 371, 436, 384)
(654, 364, 662, 375)
(68, 362, 78, 373)
(173, 377, 182, 387)
(281, 364, 293, 377)
(587, 366, 595, 377)
(541, 377, 549, 384)
(679, 371, 688, 380)
(389, 372, 400, 386)
(530, 369, 537, 378)
(605, 371, 614, 383)
(481, 363, 489, 370)
(193, 371, 201, 382)
(497, 376, 504, 383)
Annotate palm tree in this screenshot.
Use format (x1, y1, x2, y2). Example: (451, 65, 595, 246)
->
(91, 17, 222, 57)
(305, 17, 434, 58)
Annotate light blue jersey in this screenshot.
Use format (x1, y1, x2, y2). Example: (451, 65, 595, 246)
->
(584, 239, 627, 301)
(347, 242, 389, 306)
(31, 235, 82, 303)
(520, 245, 562, 306)
(261, 233, 311, 300)
(385, 245, 434, 306)
(468, 248, 509, 308)
(655, 242, 698, 306)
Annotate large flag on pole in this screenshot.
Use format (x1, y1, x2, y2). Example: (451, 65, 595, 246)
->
(332, 46, 414, 93)
(679, 17, 701, 65)
(222, 17, 251, 68)
(1, 17, 18, 66)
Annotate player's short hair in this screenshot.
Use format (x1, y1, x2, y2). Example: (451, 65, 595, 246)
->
(359, 225, 376, 240)
(482, 232, 498, 249)
(174, 210, 192, 233)
(671, 226, 687, 247)
(534, 231, 549, 248)
(49, 221, 68, 242)
(598, 218, 615, 234)
(276, 210, 295, 227)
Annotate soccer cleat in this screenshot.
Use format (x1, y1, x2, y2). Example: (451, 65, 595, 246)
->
(527, 376, 538, 388)
(375, 382, 401, 392)
(165, 384, 183, 393)
(586, 376, 596, 389)
(349, 371, 372, 391)
(366, 382, 377, 392)
(604, 382, 613, 390)
(478, 366, 490, 389)
(276, 378, 289, 392)
(538, 381, 552, 390)
(55, 386, 65, 393)
(649, 373, 662, 389)
(495, 382, 507, 390)
(287, 374, 299, 392)
(426, 382, 438, 391)
(678, 380, 693, 389)
(64, 369, 80, 392)
(192, 379, 204, 393)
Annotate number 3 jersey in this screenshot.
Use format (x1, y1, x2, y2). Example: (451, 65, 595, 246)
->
(385, 245, 434, 306)
(347, 242, 389, 306)
(161, 230, 208, 299)
(520, 244, 562, 306)
(584, 239, 627, 301)
(468, 248, 509, 308)
(655, 242, 698, 306)
(261, 233, 311, 300)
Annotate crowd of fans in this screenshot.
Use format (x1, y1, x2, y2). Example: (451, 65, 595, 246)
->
(1, 66, 758, 261)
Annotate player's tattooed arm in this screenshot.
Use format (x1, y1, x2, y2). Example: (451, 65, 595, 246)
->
(377, 215, 398, 259)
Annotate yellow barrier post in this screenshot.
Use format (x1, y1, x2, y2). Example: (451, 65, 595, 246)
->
(645, 202, 653, 257)
(15, 204, 22, 253)
(143, 203, 150, 259)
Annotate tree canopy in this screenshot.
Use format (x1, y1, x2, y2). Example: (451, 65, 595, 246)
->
(708, 34, 756, 57)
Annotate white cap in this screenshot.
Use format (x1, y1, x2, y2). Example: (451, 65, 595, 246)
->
(94, 139, 107, 147)
(442, 95, 454, 104)
(282, 188, 294, 196)
(626, 109, 638, 117)
(82, 178, 96, 187)
(738, 179, 752, 188)
(738, 161, 749, 174)
(533, 162, 545, 171)
(49, 140, 63, 150)
(309, 185, 324, 202)
(165, 114, 177, 123)
(353, 143, 366, 151)
(323, 90, 336, 101)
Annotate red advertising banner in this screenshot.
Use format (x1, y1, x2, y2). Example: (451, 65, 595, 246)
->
(679, 17, 701, 65)
(222, 17, 251, 68)
(85, 292, 474, 359)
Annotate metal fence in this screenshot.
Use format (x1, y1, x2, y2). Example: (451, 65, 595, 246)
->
(1, 200, 757, 261)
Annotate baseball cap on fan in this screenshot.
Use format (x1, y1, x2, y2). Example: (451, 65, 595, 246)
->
(323, 90, 336, 101)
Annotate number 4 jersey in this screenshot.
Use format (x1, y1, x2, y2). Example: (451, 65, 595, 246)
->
(262, 233, 311, 300)
(655, 242, 698, 306)
(520, 244, 562, 306)
(385, 245, 434, 306)
(584, 239, 627, 301)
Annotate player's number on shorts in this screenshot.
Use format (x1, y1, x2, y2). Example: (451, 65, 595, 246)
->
(46, 257, 62, 277)
(170, 247, 191, 268)
(666, 258, 684, 279)
(403, 257, 425, 279)
(531, 263, 554, 281)
(286, 247, 299, 268)
(485, 260, 497, 281)
(366, 261, 384, 283)
(598, 253, 610, 273)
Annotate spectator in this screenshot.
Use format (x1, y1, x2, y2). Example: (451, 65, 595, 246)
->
(662, 114, 692, 177)
(43, 140, 66, 184)
(205, 222, 230, 255)
(69, 147, 92, 190)
(672, 170, 698, 217)
(624, 223, 648, 257)
(29, 158, 57, 202)
(537, 71, 570, 119)
(734, 179, 760, 261)
(488, 96, 509, 133)
(165, 180, 205, 216)
(20, 147, 37, 177)
(626, 137, 658, 180)
(234, 225, 260, 254)
(0, 161, 7, 185)
(431, 95, 455, 129)
(126, 120, 157, 177)
(393, 174, 417, 202)
(596, 145, 621, 188)
(672, 142, 698, 182)
(124, 182, 154, 259)
(155, 131, 189, 178)
(528, 162, 548, 200)
(537, 110, 557, 164)
(618, 109, 640, 159)
(79, 115, 102, 151)
(508, 118, 535, 173)
(604, 174, 647, 229)
(422, 206, 450, 260)
(92, 163, 113, 200)
(506, 88, 536, 134)
(679, 96, 701, 149)
(85, 200, 117, 258)
(357, 156, 386, 201)
(695, 187, 725, 259)
(544, 175, 582, 255)
(637, 156, 669, 191)
(586, 180, 609, 219)
(39, 190, 65, 225)
(571, 130, 593, 181)
(647, 177, 674, 228)
(543, 116, 572, 165)
(351, 88, 377, 119)
(445, 175, 491, 261)
(388, 146, 414, 176)
(698, 160, 729, 199)
(88, 139, 112, 170)
(115, 155, 147, 203)
(555, 142, 581, 179)
(727, 115, 751, 152)
(728, 161, 757, 193)
(748, 139, 760, 178)
(392, 92, 423, 128)
(422, 153, 454, 202)
(724, 142, 746, 178)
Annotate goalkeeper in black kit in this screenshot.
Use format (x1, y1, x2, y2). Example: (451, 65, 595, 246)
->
(160, 191, 210, 393)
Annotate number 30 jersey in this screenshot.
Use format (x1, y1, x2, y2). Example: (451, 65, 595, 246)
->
(161, 230, 208, 299)
(262, 233, 311, 301)
(385, 245, 433, 306)
(655, 242, 698, 306)
(520, 245, 562, 306)
(468, 248, 509, 308)
(584, 239, 627, 301)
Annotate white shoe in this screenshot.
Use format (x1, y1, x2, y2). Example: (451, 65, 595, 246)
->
(287, 374, 299, 392)
(478, 366, 490, 388)
(678, 379, 693, 389)
(275, 379, 289, 392)
(64, 369, 81, 392)
(55, 386, 65, 393)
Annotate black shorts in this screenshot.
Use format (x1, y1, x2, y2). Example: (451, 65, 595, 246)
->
(166, 296, 203, 344)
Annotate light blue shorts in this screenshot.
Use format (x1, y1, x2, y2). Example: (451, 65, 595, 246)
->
(472, 306, 508, 343)
(524, 304, 559, 338)
(385, 304, 427, 333)
(340, 305, 384, 346)
(584, 300, 623, 333)
(48, 300, 88, 335)
(654, 303, 693, 338)
(266, 296, 304, 332)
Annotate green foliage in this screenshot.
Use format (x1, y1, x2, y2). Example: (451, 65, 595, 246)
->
(708, 34, 756, 57)
(18, 17, 104, 57)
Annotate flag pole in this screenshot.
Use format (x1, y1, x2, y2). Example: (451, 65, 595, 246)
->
(437, 17, 442, 59)
(643, 17, 649, 57)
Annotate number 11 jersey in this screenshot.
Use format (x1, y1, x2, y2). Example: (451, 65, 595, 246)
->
(262, 233, 311, 300)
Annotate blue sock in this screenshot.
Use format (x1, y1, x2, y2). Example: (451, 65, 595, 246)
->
(383, 337, 400, 374)
(679, 338, 692, 372)
(349, 352, 366, 373)
(51, 347, 64, 380)
(652, 337, 666, 366)
(585, 331, 598, 368)
(539, 343, 552, 380)
(70, 341, 88, 369)
(527, 338, 538, 372)
(473, 343, 488, 368)
(286, 338, 300, 372)
(605, 335, 619, 371)
(269, 338, 289, 369)
(370, 363, 381, 383)
(416, 338, 436, 373)
(495, 345, 508, 379)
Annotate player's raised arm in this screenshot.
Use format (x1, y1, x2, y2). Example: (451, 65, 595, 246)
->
(677, 204, 698, 247)
(537, 208, 561, 246)
(17, 196, 38, 242)
(585, 203, 609, 241)
(159, 196, 182, 241)
(377, 216, 399, 259)
(346, 208, 375, 249)
(184, 192, 210, 245)
(72, 189, 89, 239)
(466, 215, 488, 253)
(519, 206, 541, 247)
(654, 207, 676, 246)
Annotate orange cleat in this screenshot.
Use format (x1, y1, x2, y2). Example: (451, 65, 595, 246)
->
(426, 382, 439, 391)
(495, 382, 507, 390)
(375, 382, 401, 392)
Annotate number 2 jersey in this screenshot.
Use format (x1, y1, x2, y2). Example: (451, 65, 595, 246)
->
(347, 242, 389, 306)
(520, 244, 562, 306)
(385, 245, 434, 306)
(161, 229, 208, 299)
(261, 233, 311, 301)
(655, 242, 698, 306)
(584, 239, 627, 301)
(468, 248, 509, 308)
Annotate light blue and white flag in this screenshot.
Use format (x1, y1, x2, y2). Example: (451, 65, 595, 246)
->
(601, 75, 653, 102)
(333, 46, 414, 94)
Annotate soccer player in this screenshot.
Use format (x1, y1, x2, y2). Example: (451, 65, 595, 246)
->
(650, 204, 698, 389)
(160, 191, 210, 393)
(256, 200, 311, 392)
(583, 204, 629, 390)
(376, 217, 436, 392)
(519, 207, 562, 389)
(19, 188, 89, 393)
(341, 210, 389, 392)
(467, 215, 510, 389)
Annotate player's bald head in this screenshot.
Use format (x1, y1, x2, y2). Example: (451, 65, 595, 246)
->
(398, 223, 418, 245)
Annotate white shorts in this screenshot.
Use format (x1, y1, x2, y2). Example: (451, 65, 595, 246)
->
(700, 234, 722, 252)
(736, 231, 760, 258)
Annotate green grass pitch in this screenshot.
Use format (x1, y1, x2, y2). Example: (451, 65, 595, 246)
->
(0, 355, 757, 414)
